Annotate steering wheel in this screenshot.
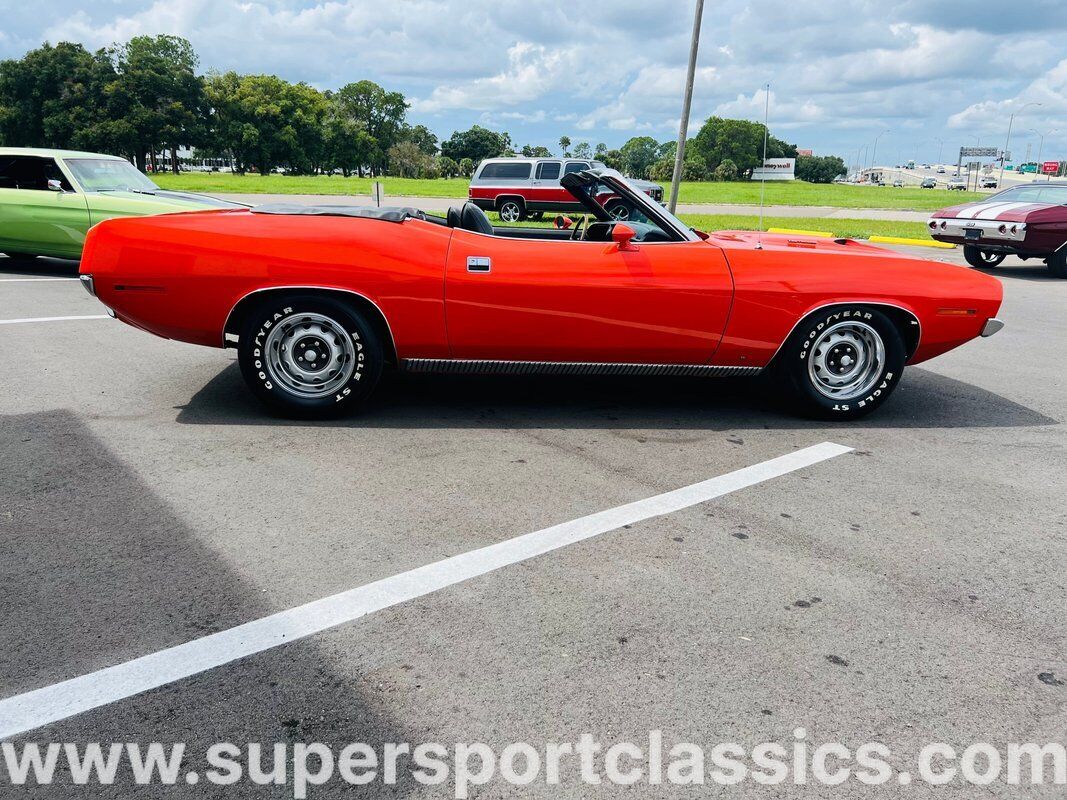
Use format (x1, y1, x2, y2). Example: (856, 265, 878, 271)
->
(569, 214, 589, 241)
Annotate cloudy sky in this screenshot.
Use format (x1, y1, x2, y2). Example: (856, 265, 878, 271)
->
(2, 0, 1066, 164)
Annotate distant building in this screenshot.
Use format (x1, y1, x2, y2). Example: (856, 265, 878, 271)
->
(797, 149, 813, 157)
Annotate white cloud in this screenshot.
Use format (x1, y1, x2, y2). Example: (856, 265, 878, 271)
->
(3, 0, 1066, 158)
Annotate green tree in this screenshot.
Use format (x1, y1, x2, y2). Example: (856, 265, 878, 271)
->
(619, 136, 660, 179)
(204, 73, 326, 175)
(600, 148, 624, 170)
(689, 117, 762, 175)
(323, 105, 375, 177)
(333, 80, 408, 175)
(0, 42, 117, 150)
(436, 155, 459, 178)
(403, 123, 438, 155)
(712, 158, 738, 181)
(458, 157, 474, 177)
(572, 141, 592, 160)
(106, 35, 206, 173)
(795, 154, 846, 183)
(520, 144, 551, 157)
(441, 125, 511, 164)
(594, 142, 608, 158)
(387, 139, 431, 177)
(558, 135, 571, 156)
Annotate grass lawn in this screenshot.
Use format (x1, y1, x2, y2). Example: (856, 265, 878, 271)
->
(486, 212, 931, 242)
(153, 172, 981, 212)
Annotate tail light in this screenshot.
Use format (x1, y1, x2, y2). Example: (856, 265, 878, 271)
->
(998, 224, 1007, 234)
(940, 221, 947, 229)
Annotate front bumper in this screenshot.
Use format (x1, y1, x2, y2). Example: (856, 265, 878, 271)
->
(981, 318, 1004, 337)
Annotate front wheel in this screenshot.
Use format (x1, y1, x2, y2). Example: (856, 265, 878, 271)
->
(963, 245, 1005, 269)
(238, 295, 383, 418)
(606, 201, 632, 221)
(777, 306, 906, 420)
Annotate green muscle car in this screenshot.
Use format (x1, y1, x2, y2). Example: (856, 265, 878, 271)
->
(0, 147, 241, 260)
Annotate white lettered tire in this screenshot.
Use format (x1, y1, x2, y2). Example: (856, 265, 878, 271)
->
(238, 295, 382, 418)
(777, 306, 906, 419)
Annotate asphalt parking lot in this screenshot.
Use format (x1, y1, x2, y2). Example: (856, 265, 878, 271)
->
(1, 246, 1065, 798)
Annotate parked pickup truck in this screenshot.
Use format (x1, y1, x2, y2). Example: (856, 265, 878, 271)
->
(469, 157, 664, 222)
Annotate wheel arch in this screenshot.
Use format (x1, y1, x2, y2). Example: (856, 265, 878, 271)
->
(766, 301, 922, 368)
(494, 195, 526, 211)
(223, 286, 398, 365)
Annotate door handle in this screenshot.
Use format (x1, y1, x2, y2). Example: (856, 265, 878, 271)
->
(467, 256, 491, 273)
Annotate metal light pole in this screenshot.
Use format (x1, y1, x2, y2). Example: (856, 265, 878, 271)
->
(1000, 102, 1041, 187)
(668, 0, 705, 213)
(871, 129, 889, 169)
(934, 137, 945, 164)
(1031, 128, 1058, 180)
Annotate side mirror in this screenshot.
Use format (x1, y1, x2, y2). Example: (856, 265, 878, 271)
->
(611, 223, 638, 251)
(554, 215, 573, 230)
(46, 179, 64, 192)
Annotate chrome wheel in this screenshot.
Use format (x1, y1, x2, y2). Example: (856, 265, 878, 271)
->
(608, 203, 630, 221)
(498, 202, 522, 222)
(263, 312, 356, 399)
(807, 321, 885, 401)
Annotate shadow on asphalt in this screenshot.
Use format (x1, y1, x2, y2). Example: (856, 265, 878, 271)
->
(175, 362, 1057, 430)
(0, 409, 420, 797)
(0, 255, 79, 276)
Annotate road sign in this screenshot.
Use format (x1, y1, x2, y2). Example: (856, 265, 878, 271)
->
(960, 147, 998, 158)
(1042, 161, 1059, 175)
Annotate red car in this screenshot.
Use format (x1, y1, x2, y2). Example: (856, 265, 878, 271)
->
(928, 181, 1067, 277)
(79, 169, 1003, 420)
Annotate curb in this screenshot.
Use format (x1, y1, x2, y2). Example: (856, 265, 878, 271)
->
(767, 227, 834, 238)
(868, 235, 957, 250)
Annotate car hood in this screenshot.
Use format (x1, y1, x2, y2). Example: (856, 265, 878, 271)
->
(629, 178, 663, 192)
(931, 199, 1062, 223)
(93, 190, 245, 210)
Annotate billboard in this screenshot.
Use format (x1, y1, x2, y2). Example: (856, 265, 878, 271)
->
(751, 158, 796, 181)
(960, 147, 998, 158)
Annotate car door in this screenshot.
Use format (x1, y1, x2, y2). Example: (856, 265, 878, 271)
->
(0, 156, 89, 258)
(530, 160, 568, 212)
(444, 231, 734, 363)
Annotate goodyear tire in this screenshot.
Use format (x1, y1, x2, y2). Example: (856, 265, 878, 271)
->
(778, 306, 906, 420)
(1047, 248, 1067, 279)
(238, 295, 382, 418)
(963, 245, 1005, 269)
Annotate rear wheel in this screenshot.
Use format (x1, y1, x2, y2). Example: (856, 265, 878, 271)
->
(238, 295, 383, 418)
(963, 245, 1005, 268)
(777, 306, 906, 420)
(1048, 249, 1067, 279)
(497, 199, 525, 223)
(527, 211, 544, 221)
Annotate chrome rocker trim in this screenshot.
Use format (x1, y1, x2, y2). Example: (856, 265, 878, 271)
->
(401, 359, 761, 377)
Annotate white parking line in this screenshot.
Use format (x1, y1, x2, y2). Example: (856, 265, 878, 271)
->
(0, 315, 109, 326)
(0, 441, 851, 739)
(0, 278, 79, 282)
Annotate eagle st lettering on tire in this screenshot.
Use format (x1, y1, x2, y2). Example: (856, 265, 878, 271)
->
(778, 306, 906, 420)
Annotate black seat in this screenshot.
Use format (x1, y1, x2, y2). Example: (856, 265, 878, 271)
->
(446, 206, 461, 228)
(460, 202, 494, 236)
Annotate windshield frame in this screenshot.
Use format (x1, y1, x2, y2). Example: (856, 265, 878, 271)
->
(560, 168, 699, 242)
(63, 158, 160, 194)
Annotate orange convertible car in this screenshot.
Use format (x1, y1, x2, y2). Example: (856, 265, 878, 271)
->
(79, 169, 1003, 420)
